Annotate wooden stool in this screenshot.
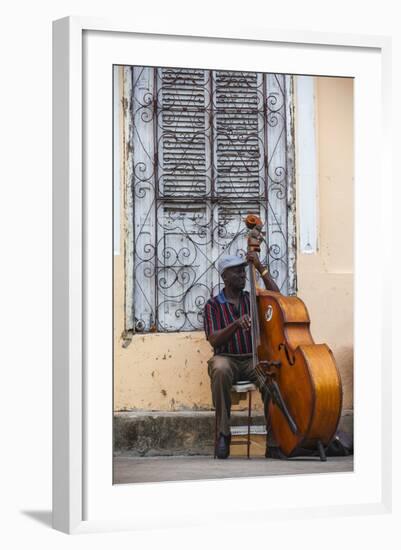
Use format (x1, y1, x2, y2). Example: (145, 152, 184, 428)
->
(214, 380, 257, 459)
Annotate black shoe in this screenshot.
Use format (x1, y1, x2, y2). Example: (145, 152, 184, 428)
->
(216, 433, 231, 459)
(265, 445, 287, 460)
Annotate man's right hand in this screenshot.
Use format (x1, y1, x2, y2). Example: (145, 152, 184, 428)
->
(236, 315, 251, 330)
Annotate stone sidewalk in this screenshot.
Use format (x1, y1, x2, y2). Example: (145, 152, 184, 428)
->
(113, 454, 353, 484)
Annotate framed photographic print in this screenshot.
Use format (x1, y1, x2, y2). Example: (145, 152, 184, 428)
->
(53, 17, 392, 535)
(112, 64, 351, 474)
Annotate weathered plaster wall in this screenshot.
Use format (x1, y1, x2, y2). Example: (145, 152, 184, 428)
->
(114, 255, 212, 409)
(114, 75, 354, 413)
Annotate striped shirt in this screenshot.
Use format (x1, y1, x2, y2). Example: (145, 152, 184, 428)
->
(203, 289, 252, 355)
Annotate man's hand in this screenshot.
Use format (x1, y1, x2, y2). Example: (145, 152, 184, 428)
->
(208, 314, 252, 348)
(246, 250, 263, 272)
(246, 250, 280, 293)
(236, 314, 251, 330)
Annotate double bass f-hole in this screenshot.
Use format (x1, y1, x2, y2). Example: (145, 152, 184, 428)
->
(278, 343, 296, 366)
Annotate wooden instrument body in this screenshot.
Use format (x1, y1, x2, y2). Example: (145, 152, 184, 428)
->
(256, 289, 343, 457)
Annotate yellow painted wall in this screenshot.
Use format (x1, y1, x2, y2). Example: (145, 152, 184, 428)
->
(296, 77, 354, 410)
(114, 75, 353, 413)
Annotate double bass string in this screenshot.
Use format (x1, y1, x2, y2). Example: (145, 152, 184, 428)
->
(248, 259, 267, 390)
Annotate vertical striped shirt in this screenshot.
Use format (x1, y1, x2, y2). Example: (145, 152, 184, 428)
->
(203, 289, 252, 355)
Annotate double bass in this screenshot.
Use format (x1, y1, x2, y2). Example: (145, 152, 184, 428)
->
(246, 214, 342, 460)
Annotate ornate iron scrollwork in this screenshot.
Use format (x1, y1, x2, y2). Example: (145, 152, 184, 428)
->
(131, 66, 292, 332)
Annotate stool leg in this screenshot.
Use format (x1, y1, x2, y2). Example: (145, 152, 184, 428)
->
(247, 390, 252, 459)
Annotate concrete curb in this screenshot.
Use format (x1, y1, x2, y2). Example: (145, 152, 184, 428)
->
(114, 409, 353, 457)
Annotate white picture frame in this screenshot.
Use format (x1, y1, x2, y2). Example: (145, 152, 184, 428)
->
(53, 17, 392, 535)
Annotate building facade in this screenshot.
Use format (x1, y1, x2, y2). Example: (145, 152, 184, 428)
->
(113, 67, 353, 424)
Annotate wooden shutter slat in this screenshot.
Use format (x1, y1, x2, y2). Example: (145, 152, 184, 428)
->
(158, 68, 208, 198)
(214, 71, 263, 201)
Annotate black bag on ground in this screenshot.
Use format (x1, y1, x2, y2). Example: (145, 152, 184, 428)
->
(325, 430, 353, 456)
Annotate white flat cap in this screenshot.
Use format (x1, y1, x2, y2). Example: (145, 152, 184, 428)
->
(218, 255, 247, 275)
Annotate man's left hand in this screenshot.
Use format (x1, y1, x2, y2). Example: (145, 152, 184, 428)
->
(246, 251, 263, 272)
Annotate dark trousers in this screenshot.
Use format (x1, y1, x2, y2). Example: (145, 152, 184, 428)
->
(207, 354, 271, 436)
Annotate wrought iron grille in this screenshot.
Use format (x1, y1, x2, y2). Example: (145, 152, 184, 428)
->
(128, 66, 296, 333)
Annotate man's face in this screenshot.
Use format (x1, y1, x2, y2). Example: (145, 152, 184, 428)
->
(222, 265, 247, 290)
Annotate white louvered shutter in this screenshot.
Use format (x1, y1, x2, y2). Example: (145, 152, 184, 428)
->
(129, 67, 294, 332)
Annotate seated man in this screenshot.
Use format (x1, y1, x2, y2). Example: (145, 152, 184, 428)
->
(203, 252, 280, 459)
